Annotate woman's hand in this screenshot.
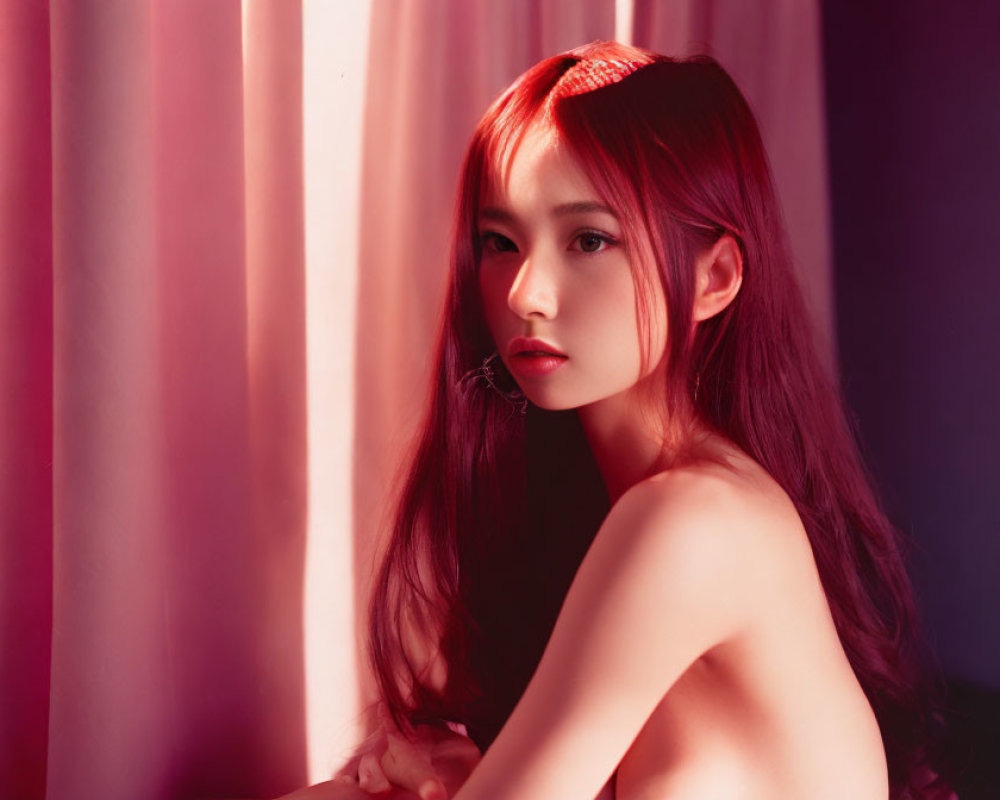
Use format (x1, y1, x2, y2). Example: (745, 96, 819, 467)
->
(351, 716, 481, 799)
(277, 715, 481, 800)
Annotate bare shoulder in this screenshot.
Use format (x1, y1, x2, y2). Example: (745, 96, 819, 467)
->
(602, 443, 815, 617)
(447, 449, 837, 800)
(624, 443, 801, 538)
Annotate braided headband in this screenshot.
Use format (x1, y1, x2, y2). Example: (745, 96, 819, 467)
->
(555, 57, 647, 98)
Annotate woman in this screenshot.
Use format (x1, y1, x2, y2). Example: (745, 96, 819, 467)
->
(287, 41, 949, 800)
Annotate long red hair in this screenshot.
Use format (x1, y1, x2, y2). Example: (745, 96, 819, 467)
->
(368, 42, 946, 797)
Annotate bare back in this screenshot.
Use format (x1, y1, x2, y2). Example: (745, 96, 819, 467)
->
(613, 446, 887, 799)
(449, 435, 888, 800)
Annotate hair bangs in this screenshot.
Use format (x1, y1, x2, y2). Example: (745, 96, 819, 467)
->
(549, 71, 700, 424)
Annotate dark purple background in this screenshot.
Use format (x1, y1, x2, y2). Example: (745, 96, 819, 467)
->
(823, 1, 1000, 792)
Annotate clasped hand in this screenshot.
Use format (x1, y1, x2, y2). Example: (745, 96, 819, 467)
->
(277, 713, 481, 800)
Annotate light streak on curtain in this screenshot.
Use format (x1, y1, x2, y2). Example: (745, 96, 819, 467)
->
(300, 0, 371, 783)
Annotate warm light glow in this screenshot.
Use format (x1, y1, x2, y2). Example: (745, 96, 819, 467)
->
(301, 0, 372, 782)
(615, 0, 634, 45)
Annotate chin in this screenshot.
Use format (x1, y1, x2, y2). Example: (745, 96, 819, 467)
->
(523, 388, 607, 412)
(519, 388, 577, 412)
(530, 399, 579, 412)
(533, 381, 650, 414)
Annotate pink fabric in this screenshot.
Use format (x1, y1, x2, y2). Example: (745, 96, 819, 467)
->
(3, 1, 308, 798)
(0, 3, 53, 798)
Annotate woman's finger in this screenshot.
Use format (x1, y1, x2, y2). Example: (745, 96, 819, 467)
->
(357, 751, 392, 794)
(379, 730, 447, 800)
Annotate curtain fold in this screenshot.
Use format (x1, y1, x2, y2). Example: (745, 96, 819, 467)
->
(0, 3, 53, 798)
(49, 2, 165, 796)
(242, 0, 309, 791)
(48, 0, 310, 797)
(1, 1, 315, 797)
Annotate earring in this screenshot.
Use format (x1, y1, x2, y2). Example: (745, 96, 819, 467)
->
(460, 352, 528, 414)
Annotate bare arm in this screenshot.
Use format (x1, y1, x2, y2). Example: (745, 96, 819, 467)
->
(452, 472, 762, 800)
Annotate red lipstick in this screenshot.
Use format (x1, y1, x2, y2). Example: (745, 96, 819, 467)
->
(507, 337, 569, 378)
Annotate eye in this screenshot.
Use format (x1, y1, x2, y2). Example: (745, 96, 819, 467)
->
(479, 232, 518, 254)
(573, 231, 617, 254)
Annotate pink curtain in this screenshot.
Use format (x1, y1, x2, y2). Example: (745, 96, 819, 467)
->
(0, 2, 829, 798)
(1, 3, 53, 798)
(3, 1, 308, 798)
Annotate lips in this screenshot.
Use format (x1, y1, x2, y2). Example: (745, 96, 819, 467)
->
(507, 337, 568, 359)
(505, 337, 569, 379)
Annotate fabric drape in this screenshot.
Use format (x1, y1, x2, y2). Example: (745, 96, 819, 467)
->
(3, 2, 317, 797)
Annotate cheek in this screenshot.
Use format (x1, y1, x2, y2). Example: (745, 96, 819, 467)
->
(571, 274, 645, 365)
(602, 271, 643, 338)
(614, 265, 669, 376)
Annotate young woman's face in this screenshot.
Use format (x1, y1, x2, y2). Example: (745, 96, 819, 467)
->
(477, 122, 667, 412)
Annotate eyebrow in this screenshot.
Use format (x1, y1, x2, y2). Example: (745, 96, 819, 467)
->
(479, 201, 618, 222)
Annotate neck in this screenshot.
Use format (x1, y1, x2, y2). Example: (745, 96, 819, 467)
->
(576, 386, 686, 504)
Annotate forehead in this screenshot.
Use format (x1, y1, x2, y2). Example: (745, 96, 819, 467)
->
(480, 119, 602, 209)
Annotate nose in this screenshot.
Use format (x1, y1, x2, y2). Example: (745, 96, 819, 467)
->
(506, 253, 558, 320)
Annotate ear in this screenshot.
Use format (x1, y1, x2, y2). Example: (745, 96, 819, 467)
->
(692, 234, 743, 323)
